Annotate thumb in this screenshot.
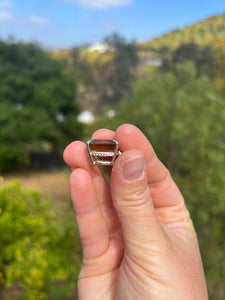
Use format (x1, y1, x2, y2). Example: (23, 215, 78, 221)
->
(110, 150, 163, 251)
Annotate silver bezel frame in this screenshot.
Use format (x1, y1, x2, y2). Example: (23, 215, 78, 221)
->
(87, 139, 119, 166)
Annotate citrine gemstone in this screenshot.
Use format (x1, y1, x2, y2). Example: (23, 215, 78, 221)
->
(87, 139, 119, 166)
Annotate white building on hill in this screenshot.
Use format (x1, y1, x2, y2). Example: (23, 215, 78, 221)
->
(87, 43, 113, 53)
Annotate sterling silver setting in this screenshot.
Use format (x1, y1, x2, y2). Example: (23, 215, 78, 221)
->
(87, 139, 121, 166)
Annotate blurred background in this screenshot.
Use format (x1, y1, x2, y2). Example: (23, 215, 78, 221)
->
(0, 0, 225, 299)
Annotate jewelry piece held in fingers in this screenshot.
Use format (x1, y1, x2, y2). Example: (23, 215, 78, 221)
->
(87, 139, 121, 166)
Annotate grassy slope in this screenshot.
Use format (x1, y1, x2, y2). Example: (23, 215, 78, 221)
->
(51, 14, 225, 59)
(139, 13, 225, 52)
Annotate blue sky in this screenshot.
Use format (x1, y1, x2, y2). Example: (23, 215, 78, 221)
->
(0, 0, 224, 49)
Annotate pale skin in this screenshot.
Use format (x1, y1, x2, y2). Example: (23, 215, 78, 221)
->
(63, 124, 208, 300)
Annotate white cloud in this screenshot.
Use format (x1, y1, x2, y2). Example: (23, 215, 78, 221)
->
(28, 16, 49, 26)
(65, 0, 132, 10)
(0, 10, 13, 21)
(0, 0, 13, 8)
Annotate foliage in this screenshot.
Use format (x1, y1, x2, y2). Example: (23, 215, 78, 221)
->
(68, 33, 139, 114)
(213, 37, 225, 87)
(99, 33, 139, 108)
(96, 62, 225, 298)
(0, 180, 82, 299)
(161, 43, 217, 79)
(0, 41, 83, 171)
(139, 12, 225, 88)
(139, 13, 225, 52)
(70, 46, 95, 86)
(70, 45, 114, 114)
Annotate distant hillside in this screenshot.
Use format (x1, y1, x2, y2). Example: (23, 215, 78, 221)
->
(51, 14, 225, 59)
(50, 13, 225, 90)
(139, 13, 225, 53)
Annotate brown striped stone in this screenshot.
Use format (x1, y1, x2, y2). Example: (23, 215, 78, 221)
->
(87, 139, 119, 166)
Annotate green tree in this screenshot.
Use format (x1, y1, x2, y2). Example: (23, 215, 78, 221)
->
(98, 62, 225, 298)
(161, 43, 217, 79)
(213, 37, 225, 86)
(0, 41, 83, 171)
(99, 33, 139, 108)
(70, 46, 94, 86)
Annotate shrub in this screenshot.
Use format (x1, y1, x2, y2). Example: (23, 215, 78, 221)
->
(0, 180, 82, 299)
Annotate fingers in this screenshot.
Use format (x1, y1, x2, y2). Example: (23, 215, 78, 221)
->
(91, 129, 121, 235)
(115, 124, 192, 227)
(63, 129, 120, 235)
(63, 140, 99, 175)
(115, 124, 169, 186)
(110, 149, 163, 249)
(70, 168, 109, 259)
(65, 123, 192, 242)
(63, 128, 115, 174)
(92, 128, 115, 140)
(115, 124, 184, 207)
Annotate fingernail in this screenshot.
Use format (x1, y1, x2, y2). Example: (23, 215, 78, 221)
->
(122, 155, 145, 182)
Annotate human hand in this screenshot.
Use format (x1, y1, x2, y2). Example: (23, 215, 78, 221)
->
(63, 124, 208, 300)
